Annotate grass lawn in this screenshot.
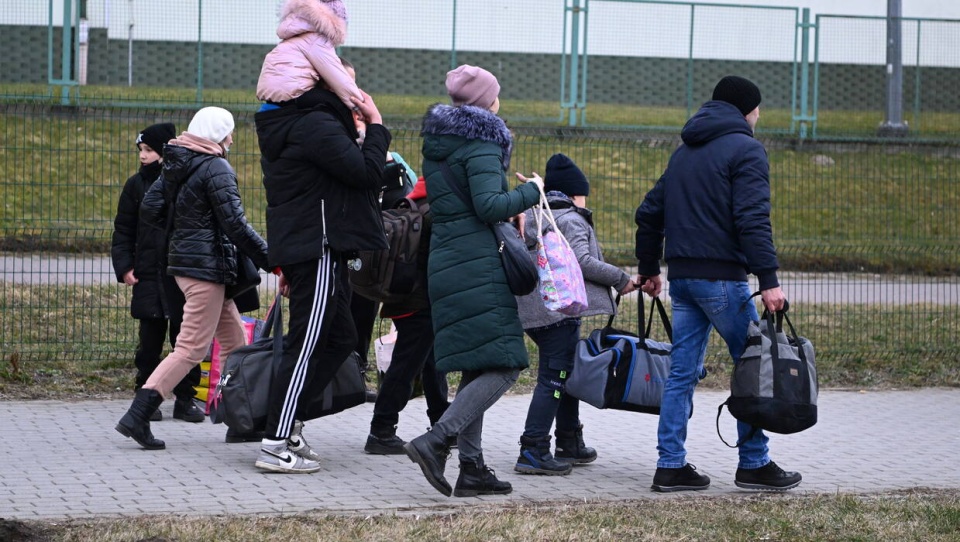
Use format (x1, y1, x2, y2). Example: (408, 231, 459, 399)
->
(4, 489, 959, 541)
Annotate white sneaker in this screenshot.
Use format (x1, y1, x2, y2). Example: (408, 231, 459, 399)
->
(254, 442, 320, 474)
(287, 420, 321, 462)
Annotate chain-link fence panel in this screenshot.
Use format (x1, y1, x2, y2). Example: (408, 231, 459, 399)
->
(581, 1, 799, 132)
(815, 14, 960, 140)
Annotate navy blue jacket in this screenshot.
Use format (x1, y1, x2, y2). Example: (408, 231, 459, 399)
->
(634, 100, 780, 290)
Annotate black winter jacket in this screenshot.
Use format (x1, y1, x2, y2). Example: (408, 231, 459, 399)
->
(141, 145, 268, 285)
(254, 88, 391, 266)
(111, 162, 185, 320)
(635, 100, 780, 290)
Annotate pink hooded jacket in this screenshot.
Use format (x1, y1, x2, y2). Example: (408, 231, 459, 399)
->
(256, 0, 362, 107)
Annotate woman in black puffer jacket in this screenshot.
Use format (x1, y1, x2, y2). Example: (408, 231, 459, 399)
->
(115, 107, 270, 451)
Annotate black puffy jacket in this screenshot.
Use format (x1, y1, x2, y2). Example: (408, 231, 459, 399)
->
(110, 161, 184, 320)
(254, 88, 391, 266)
(141, 145, 268, 285)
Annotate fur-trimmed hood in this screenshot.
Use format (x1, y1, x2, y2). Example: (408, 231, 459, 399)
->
(277, 0, 347, 45)
(421, 104, 513, 169)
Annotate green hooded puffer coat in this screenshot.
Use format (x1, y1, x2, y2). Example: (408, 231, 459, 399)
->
(420, 103, 540, 373)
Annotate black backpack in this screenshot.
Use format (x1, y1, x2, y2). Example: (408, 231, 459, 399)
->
(348, 197, 430, 306)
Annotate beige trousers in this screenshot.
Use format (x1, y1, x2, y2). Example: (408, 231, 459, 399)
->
(144, 276, 246, 398)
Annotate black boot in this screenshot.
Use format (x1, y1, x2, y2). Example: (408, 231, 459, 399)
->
(554, 424, 597, 465)
(136, 386, 162, 421)
(515, 435, 573, 475)
(116, 388, 165, 450)
(173, 397, 205, 423)
(365, 425, 407, 455)
(454, 456, 512, 497)
(403, 430, 452, 496)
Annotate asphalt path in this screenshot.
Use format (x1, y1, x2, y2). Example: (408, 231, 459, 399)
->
(2, 254, 957, 305)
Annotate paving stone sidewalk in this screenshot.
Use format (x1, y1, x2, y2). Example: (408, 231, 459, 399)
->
(1, 389, 958, 519)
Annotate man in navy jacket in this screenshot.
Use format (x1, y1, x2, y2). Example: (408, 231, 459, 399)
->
(635, 76, 801, 493)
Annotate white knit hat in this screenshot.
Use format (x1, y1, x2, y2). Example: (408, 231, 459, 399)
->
(187, 106, 235, 144)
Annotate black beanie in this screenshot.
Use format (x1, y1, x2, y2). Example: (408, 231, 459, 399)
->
(544, 153, 589, 197)
(136, 122, 176, 154)
(712, 75, 762, 116)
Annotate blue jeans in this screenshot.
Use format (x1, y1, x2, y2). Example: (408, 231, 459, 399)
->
(522, 320, 582, 439)
(657, 279, 770, 470)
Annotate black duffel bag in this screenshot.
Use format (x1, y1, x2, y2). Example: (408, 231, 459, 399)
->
(211, 295, 366, 433)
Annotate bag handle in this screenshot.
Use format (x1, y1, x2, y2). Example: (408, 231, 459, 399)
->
(262, 293, 284, 377)
(748, 290, 807, 366)
(639, 295, 672, 343)
(608, 294, 622, 330)
(531, 183, 575, 253)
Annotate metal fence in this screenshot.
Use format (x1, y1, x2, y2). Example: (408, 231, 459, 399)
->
(0, 1, 958, 373)
(814, 14, 960, 139)
(3, 2, 960, 137)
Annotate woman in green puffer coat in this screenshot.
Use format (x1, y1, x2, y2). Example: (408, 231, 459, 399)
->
(402, 65, 542, 499)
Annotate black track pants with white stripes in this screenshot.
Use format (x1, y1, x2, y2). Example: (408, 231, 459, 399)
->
(264, 249, 357, 441)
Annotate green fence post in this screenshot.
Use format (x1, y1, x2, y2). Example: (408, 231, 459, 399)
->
(579, 0, 589, 127)
(450, 0, 458, 70)
(568, 0, 582, 126)
(196, 0, 204, 104)
(797, 8, 812, 140)
(913, 19, 922, 132)
(686, 4, 695, 120)
(47, 0, 54, 93)
(61, 0, 74, 105)
(812, 14, 821, 139)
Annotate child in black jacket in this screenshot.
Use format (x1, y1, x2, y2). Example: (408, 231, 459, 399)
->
(111, 123, 204, 423)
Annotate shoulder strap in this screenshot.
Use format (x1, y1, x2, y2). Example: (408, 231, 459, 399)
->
(437, 160, 474, 212)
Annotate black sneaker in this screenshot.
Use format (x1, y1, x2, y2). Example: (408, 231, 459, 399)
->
(365, 433, 407, 455)
(735, 461, 802, 491)
(651, 464, 711, 492)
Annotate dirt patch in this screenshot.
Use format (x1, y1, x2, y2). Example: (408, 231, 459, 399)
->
(0, 518, 50, 542)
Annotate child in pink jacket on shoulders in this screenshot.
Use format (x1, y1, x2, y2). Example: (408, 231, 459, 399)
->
(256, 0, 363, 109)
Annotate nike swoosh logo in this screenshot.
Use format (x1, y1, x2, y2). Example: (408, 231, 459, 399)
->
(265, 449, 296, 466)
